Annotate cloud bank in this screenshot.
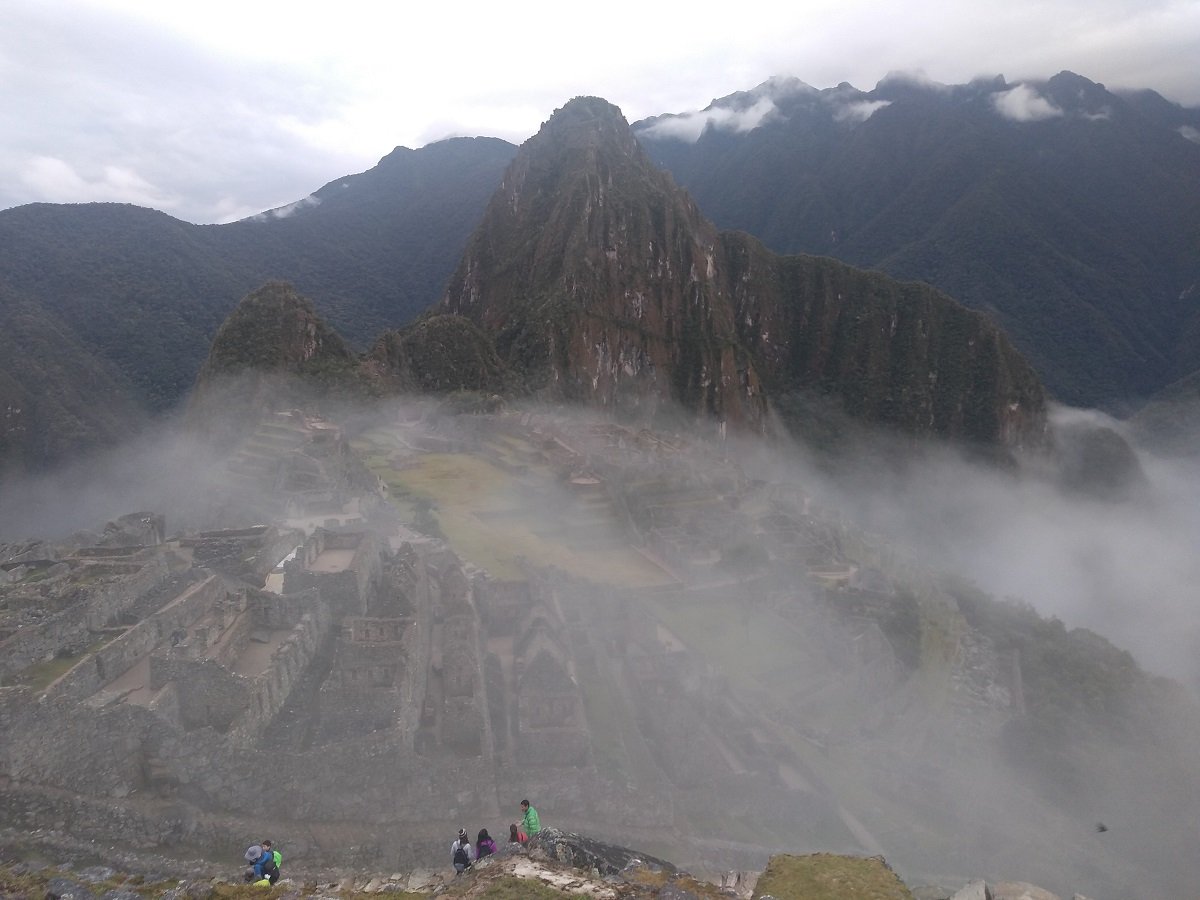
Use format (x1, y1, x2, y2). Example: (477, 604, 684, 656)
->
(794, 406, 1200, 690)
(638, 96, 780, 142)
(1, 0, 1198, 222)
(992, 84, 1064, 121)
(832, 99, 892, 123)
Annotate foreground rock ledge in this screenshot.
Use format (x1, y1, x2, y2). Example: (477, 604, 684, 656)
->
(1, 827, 1092, 900)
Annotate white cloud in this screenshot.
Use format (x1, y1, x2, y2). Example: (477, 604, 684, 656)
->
(992, 84, 1064, 121)
(1, 0, 1198, 221)
(19, 155, 179, 210)
(637, 96, 779, 143)
(833, 99, 892, 123)
(1180, 126, 1200, 143)
(247, 195, 322, 223)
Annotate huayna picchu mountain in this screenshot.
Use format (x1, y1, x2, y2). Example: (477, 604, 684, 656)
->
(442, 96, 770, 429)
(440, 97, 1047, 449)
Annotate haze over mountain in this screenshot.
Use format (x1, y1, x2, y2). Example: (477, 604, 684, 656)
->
(635, 71, 1200, 411)
(3, 71, 1198, 472)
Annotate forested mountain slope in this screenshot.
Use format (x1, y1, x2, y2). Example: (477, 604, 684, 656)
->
(0, 136, 516, 465)
(636, 71, 1200, 409)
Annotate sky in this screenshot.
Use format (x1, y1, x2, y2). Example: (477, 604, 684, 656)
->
(2, 0, 1198, 225)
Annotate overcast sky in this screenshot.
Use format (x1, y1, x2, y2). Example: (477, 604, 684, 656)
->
(3, 0, 1197, 224)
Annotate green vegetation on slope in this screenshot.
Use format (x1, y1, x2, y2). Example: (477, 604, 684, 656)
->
(753, 853, 914, 900)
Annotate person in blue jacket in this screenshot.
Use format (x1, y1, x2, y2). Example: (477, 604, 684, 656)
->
(244, 841, 280, 885)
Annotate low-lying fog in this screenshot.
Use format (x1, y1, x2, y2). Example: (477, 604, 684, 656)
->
(4, 392, 1200, 898)
(4, 397, 1200, 694)
(0, 412, 231, 544)
(776, 404, 1200, 693)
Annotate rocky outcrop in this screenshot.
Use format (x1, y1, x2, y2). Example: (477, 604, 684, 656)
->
(194, 281, 357, 383)
(1050, 415, 1148, 500)
(441, 96, 1048, 450)
(533, 826, 677, 877)
(0, 833, 1096, 900)
(186, 282, 365, 442)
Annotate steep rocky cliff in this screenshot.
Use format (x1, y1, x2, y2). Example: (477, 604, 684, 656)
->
(441, 97, 768, 429)
(722, 234, 1047, 448)
(441, 97, 1047, 450)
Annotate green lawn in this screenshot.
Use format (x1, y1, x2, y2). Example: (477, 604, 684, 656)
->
(358, 432, 674, 588)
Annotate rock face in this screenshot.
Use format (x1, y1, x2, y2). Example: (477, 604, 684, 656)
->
(442, 96, 767, 430)
(533, 826, 676, 877)
(441, 96, 1048, 450)
(722, 234, 1047, 448)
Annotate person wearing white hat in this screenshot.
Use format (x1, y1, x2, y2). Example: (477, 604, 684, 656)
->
(450, 828, 473, 874)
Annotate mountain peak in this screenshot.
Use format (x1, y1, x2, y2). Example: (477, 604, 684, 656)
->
(198, 281, 354, 379)
(548, 95, 625, 122)
(530, 96, 642, 161)
(188, 282, 362, 441)
(442, 95, 1046, 448)
(441, 94, 760, 425)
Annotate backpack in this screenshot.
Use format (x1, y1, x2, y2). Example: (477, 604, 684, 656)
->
(259, 853, 280, 881)
(453, 844, 470, 868)
(477, 837, 496, 858)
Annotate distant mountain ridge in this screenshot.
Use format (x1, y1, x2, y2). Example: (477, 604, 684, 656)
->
(189, 99, 1047, 457)
(0, 137, 516, 469)
(635, 71, 1200, 410)
(4, 70, 1195, 470)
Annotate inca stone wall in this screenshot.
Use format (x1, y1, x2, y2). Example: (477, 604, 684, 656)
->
(0, 557, 173, 680)
(44, 573, 227, 704)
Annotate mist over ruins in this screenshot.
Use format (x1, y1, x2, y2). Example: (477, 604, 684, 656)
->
(3, 86, 1200, 900)
(3, 393, 1199, 900)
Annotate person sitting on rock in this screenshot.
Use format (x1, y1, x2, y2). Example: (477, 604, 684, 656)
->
(476, 828, 498, 859)
(243, 845, 271, 887)
(508, 823, 527, 844)
(451, 827, 473, 874)
(257, 839, 281, 885)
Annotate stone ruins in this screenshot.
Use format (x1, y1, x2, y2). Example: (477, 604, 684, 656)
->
(0, 407, 1028, 874)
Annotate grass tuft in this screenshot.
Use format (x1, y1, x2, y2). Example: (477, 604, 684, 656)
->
(753, 853, 915, 900)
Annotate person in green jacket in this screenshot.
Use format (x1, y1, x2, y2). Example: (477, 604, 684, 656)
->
(519, 799, 541, 837)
